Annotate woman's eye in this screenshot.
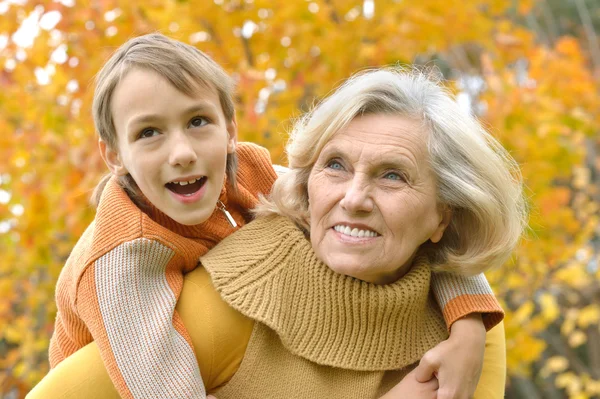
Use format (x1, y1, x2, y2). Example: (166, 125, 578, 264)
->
(383, 172, 404, 181)
(139, 128, 160, 139)
(189, 116, 209, 128)
(326, 160, 344, 170)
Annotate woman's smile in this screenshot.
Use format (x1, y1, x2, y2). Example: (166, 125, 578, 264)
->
(331, 223, 381, 245)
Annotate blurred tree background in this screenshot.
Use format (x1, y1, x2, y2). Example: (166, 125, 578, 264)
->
(0, 0, 599, 397)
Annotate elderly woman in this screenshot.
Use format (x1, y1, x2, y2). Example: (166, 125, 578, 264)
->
(28, 68, 525, 398)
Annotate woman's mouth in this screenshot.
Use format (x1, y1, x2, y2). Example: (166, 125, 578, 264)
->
(333, 224, 380, 238)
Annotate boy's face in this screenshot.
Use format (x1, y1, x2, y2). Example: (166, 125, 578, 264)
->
(102, 68, 236, 225)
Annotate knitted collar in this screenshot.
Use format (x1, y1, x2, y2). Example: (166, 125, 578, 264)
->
(142, 176, 251, 241)
(98, 176, 248, 243)
(202, 215, 449, 371)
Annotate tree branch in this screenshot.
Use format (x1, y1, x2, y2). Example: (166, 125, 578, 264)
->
(573, 0, 600, 77)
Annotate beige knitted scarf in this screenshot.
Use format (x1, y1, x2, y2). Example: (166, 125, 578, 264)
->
(202, 215, 448, 371)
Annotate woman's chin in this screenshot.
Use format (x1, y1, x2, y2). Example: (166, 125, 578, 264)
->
(325, 261, 378, 283)
(324, 258, 409, 284)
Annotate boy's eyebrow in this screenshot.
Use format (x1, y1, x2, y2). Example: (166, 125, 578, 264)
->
(180, 102, 219, 116)
(128, 102, 219, 126)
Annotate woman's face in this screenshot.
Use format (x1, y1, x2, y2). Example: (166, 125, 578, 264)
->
(307, 114, 450, 284)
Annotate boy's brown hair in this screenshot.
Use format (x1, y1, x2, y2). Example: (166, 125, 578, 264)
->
(91, 33, 237, 206)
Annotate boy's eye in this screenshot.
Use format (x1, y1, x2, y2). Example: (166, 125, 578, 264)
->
(189, 116, 209, 128)
(139, 128, 160, 139)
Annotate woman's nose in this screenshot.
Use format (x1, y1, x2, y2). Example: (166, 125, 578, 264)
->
(339, 176, 374, 213)
(168, 132, 197, 167)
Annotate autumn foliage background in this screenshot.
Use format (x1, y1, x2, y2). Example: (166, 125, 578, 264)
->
(1, 0, 599, 398)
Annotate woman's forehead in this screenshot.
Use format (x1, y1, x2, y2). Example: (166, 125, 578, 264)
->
(323, 114, 428, 157)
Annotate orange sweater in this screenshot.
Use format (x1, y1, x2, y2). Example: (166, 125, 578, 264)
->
(48, 142, 277, 399)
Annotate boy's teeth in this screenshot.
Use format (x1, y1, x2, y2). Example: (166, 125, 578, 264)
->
(333, 225, 378, 238)
(174, 178, 199, 185)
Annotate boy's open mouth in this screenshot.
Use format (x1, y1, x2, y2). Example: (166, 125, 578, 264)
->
(165, 176, 207, 196)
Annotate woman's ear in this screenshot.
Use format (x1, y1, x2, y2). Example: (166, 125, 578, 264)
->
(430, 205, 452, 244)
(226, 115, 238, 154)
(99, 139, 128, 176)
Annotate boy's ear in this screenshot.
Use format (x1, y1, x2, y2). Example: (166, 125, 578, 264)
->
(99, 139, 128, 176)
(226, 115, 238, 154)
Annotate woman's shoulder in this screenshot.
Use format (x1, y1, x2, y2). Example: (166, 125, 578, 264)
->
(473, 321, 506, 399)
(200, 216, 302, 282)
(179, 266, 254, 389)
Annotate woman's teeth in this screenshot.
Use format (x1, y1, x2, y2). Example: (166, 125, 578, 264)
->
(333, 225, 379, 238)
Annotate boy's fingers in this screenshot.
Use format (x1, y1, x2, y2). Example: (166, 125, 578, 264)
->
(437, 386, 462, 399)
(414, 351, 440, 382)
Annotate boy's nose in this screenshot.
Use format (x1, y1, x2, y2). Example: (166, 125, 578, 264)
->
(168, 134, 197, 167)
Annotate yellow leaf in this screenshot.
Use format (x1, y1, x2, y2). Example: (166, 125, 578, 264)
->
(555, 263, 590, 287)
(540, 356, 569, 378)
(539, 293, 559, 322)
(3, 325, 22, 344)
(513, 301, 534, 324)
(13, 360, 26, 378)
(556, 372, 582, 394)
(578, 305, 600, 328)
(586, 379, 600, 395)
(546, 356, 569, 373)
(569, 330, 587, 347)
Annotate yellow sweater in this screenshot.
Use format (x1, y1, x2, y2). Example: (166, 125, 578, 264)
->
(29, 218, 506, 398)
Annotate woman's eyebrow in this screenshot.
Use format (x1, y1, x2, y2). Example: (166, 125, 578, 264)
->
(376, 160, 409, 169)
(370, 152, 417, 170)
(318, 143, 344, 159)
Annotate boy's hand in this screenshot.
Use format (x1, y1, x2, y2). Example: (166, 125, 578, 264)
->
(414, 313, 486, 399)
(380, 368, 438, 399)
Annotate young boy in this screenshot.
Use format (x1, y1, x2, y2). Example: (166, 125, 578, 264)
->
(47, 33, 504, 399)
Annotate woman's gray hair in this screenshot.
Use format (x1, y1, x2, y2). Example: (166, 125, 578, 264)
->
(256, 67, 528, 276)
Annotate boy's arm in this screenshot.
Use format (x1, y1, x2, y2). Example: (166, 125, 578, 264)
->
(431, 272, 504, 331)
(49, 278, 93, 368)
(412, 273, 504, 399)
(75, 238, 205, 399)
(415, 314, 486, 399)
(384, 321, 506, 399)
